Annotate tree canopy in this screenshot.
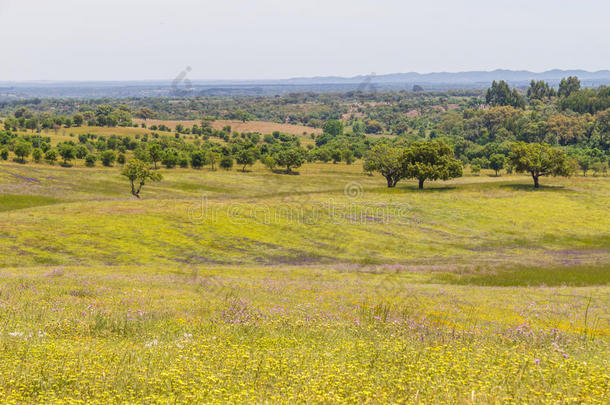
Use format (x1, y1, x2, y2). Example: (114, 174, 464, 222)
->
(121, 159, 162, 198)
(402, 141, 463, 189)
(509, 142, 573, 187)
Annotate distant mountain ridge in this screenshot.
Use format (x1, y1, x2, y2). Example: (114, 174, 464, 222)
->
(277, 69, 610, 85)
(3, 69, 610, 86)
(1, 70, 609, 99)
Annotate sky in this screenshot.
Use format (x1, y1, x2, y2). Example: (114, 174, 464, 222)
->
(0, 0, 608, 81)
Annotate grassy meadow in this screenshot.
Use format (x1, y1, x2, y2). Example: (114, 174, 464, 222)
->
(0, 159, 609, 403)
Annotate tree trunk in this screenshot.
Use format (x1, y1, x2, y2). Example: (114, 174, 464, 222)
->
(532, 173, 539, 188)
(130, 181, 140, 198)
(386, 176, 394, 188)
(418, 178, 425, 189)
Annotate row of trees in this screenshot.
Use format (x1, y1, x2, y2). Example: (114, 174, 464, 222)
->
(364, 141, 462, 189)
(0, 140, 125, 167)
(363, 140, 574, 189)
(2, 104, 135, 132)
(118, 140, 574, 199)
(486, 77, 584, 108)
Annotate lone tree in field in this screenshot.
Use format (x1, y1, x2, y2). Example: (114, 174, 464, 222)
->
(509, 142, 572, 188)
(121, 159, 162, 198)
(402, 141, 463, 189)
(363, 144, 405, 188)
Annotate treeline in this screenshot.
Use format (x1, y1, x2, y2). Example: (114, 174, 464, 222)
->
(2, 104, 136, 131)
(0, 91, 480, 130)
(0, 120, 364, 172)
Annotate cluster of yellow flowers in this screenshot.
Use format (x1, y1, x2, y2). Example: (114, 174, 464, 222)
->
(0, 265, 607, 403)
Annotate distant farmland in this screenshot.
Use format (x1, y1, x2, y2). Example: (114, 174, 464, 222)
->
(133, 119, 322, 136)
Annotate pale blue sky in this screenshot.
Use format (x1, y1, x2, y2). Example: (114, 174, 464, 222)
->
(1, 0, 608, 81)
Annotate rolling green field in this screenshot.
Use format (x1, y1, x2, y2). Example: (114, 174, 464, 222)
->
(0, 160, 609, 403)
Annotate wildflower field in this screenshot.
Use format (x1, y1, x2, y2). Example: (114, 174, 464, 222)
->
(0, 161, 608, 403)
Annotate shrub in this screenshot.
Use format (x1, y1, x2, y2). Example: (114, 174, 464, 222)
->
(58, 143, 76, 165)
(75, 145, 88, 159)
(14, 141, 32, 163)
(220, 155, 234, 170)
(32, 148, 43, 163)
(162, 148, 179, 169)
(101, 150, 116, 167)
(190, 150, 207, 169)
(44, 149, 58, 165)
(262, 155, 276, 171)
(85, 154, 97, 167)
(179, 154, 189, 168)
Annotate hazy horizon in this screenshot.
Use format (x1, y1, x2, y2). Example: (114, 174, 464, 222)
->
(1, 0, 609, 81)
(1, 68, 610, 85)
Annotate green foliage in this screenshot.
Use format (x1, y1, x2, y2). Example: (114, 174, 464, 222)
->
(220, 155, 234, 170)
(14, 141, 32, 162)
(262, 155, 276, 171)
(44, 149, 58, 164)
(190, 150, 207, 169)
(85, 154, 97, 167)
(235, 149, 256, 172)
(527, 80, 556, 100)
(560, 87, 610, 114)
(591, 160, 609, 176)
(32, 148, 43, 163)
(364, 120, 383, 134)
(558, 76, 581, 98)
(121, 159, 162, 198)
(75, 145, 88, 159)
(343, 149, 355, 165)
(363, 144, 405, 188)
(58, 143, 76, 165)
(486, 80, 525, 108)
(402, 141, 463, 189)
(207, 151, 221, 171)
(489, 153, 505, 176)
(509, 142, 573, 187)
(273, 147, 306, 173)
(331, 149, 342, 164)
(101, 150, 117, 167)
(365, 141, 462, 189)
(162, 148, 180, 169)
(322, 120, 343, 136)
(178, 154, 189, 168)
(147, 143, 163, 169)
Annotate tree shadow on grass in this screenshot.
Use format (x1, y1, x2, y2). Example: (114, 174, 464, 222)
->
(498, 183, 567, 192)
(271, 169, 301, 175)
(376, 185, 458, 193)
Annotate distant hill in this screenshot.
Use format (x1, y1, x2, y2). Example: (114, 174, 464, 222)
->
(278, 69, 610, 86)
(1, 70, 609, 99)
